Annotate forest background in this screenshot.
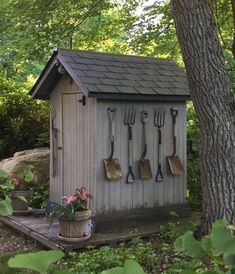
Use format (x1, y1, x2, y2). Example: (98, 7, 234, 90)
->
(0, 0, 234, 211)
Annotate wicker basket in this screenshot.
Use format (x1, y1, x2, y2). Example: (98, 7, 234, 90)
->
(11, 189, 33, 211)
(59, 210, 91, 238)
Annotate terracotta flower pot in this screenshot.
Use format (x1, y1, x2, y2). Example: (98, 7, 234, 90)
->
(59, 209, 91, 238)
(11, 189, 33, 211)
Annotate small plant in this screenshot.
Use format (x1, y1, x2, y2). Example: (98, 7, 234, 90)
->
(0, 169, 13, 216)
(49, 187, 91, 221)
(159, 211, 198, 243)
(11, 166, 37, 191)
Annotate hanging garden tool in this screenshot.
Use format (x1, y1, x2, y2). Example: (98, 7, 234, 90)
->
(124, 108, 136, 183)
(104, 108, 123, 181)
(138, 110, 152, 180)
(154, 108, 166, 182)
(167, 108, 184, 175)
(50, 104, 58, 177)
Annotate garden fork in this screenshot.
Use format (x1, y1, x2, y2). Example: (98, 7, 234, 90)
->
(124, 108, 136, 183)
(154, 108, 166, 182)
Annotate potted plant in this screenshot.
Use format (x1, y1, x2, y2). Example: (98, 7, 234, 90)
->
(11, 167, 37, 212)
(50, 187, 92, 240)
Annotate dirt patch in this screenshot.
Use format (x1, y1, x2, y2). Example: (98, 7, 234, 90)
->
(0, 222, 43, 254)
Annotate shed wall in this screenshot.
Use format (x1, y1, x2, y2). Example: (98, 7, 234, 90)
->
(96, 101, 187, 215)
(50, 75, 187, 215)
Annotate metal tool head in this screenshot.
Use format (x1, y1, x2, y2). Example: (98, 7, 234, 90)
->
(104, 158, 123, 181)
(167, 155, 184, 175)
(154, 108, 165, 128)
(50, 104, 57, 124)
(124, 108, 136, 125)
(139, 159, 152, 180)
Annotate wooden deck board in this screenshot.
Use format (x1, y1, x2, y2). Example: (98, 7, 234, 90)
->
(0, 213, 201, 252)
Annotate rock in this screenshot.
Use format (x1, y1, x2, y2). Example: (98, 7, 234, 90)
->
(0, 147, 49, 185)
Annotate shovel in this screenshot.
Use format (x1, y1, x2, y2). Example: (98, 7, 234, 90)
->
(167, 108, 184, 175)
(138, 110, 152, 180)
(104, 108, 123, 181)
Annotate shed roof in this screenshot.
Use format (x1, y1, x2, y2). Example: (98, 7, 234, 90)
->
(30, 48, 190, 101)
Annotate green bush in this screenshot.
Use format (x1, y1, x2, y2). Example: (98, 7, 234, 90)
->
(0, 76, 49, 160)
(186, 102, 201, 211)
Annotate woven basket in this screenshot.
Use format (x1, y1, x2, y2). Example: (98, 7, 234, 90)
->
(59, 210, 91, 238)
(11, 189, 33, 211)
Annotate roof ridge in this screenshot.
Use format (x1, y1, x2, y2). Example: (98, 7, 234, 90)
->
(56, 47, 173, 62)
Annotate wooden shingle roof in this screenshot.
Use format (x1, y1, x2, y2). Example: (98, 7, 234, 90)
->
(30, 48, 190, 101)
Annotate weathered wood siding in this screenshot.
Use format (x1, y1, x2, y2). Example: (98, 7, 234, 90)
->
(50, 75, 96, 211)
(50, 75, 187, 215)
(96, 101, 187, 215)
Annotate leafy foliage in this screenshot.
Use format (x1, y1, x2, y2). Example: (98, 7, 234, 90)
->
(0, 168, 13, 216)
(186, 103, 201, 211)
(174, 220, 235, 273)
(8, 250, 65, 274)
(7, 250, 145, 274)
(29, 184, 49, 209)
(0, 76, 49, 160)
(60, 238, 155, 273)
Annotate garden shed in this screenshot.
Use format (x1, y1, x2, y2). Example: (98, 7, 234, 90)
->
(30, 48, 190, 229)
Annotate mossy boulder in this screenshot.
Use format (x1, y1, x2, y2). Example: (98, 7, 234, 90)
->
(0, 148, 49, 185)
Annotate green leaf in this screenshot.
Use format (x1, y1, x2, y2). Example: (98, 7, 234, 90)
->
(0, 196, 13, 216)
(24, 170, 34, 182)
(123, 259, 145, 274)
(8, 250, 64, 274)
(211, 220, 235, 254)
(0, 182, 14, 189)
(17, 195, 27, 203)
(53, 270, 77, 274)
(99, 267, 123, 274)
(100, 260, 145, 274)
(0, 169, 9, 178)
(176, 231, 204, 258)
(224, 253, 235, 266)
(175, 235, 183, 250)
(201, 236, 212, 254)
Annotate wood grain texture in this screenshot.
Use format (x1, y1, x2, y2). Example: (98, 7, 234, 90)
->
(50, 75, 187, 215)
(96, 101, 187, 214)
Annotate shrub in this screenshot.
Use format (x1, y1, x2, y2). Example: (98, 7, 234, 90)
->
(0, 76, 49, 160)
(186, 102, 201, 211)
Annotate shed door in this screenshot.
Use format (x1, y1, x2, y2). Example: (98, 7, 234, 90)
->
(62, 93, 83, 196)
(61, 93, 95, 202)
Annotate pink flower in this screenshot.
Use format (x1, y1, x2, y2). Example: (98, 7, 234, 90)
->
(63, 195, 76, 204)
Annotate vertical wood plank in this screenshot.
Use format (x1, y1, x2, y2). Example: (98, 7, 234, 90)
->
(132, 102, 144, 209)
(109, 102, 122, 212)
(142, 102, 153, 208)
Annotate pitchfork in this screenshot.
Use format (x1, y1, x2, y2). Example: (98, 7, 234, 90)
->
(154, 108, 166, 182)
(124, 108, 136, 183)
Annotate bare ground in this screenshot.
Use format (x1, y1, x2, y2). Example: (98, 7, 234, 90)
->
(0, 222, 43, 254)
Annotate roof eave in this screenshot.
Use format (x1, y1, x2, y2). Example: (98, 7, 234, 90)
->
(29, 51, 89, 100)
(89, 92, 191, 102)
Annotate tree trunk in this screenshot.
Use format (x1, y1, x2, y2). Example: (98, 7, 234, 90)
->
(170, 0, 235, 235)
(231, 0, 235, 58)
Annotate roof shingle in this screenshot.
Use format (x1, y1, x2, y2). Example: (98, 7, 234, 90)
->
(30, 48, 190, 100)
